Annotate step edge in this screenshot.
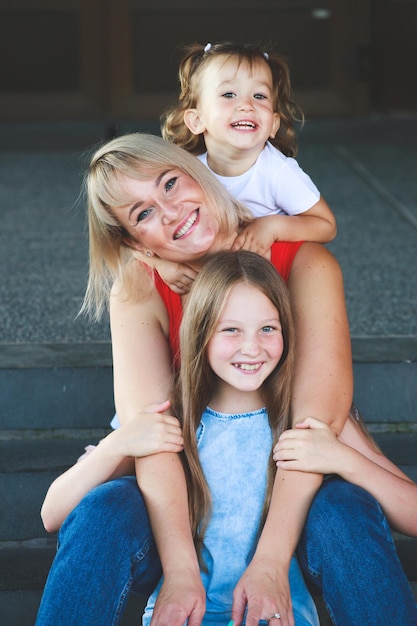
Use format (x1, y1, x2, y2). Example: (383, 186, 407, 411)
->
(1, 337, 417, 369)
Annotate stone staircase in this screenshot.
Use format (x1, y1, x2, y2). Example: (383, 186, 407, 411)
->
(1, 339, 416, 625)
(0, 343, 114, 624)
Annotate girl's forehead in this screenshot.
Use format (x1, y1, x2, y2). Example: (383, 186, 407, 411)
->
(208, 54, 266, 73)
(224, 283, 275, 307)
(204, 55, 272, 85)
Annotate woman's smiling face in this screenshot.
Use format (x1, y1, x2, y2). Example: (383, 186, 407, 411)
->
(111, 168, 221, 264)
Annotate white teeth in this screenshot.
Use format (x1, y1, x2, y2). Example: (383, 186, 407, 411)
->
(232, 122, 256, 129)
(174, 211, 198, 239)
(235, 363, 260, 371)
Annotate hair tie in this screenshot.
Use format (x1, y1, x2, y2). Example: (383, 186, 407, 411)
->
(203, 43, 212, 53)
(263, 52, 269, 60)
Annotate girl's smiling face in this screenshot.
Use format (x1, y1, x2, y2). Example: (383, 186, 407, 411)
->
(186, 55, 280, 159)
(111, 168, 222, 265)
(207, 282, 284, 412)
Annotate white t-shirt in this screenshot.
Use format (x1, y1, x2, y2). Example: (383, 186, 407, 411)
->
(198, 141, 320, 218)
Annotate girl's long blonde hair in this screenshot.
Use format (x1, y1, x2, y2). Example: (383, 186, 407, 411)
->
(172, 250, 295, 560)
(162, 41, 304, 158)
(81, 133, 253, 319)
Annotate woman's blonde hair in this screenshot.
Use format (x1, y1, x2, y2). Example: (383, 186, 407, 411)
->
(162, 41, 304, 158)
(172, 250, 295, 561)
(81, 133, 253, 319)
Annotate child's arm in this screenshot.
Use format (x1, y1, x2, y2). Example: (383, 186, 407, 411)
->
(41, 401, 183, 533)
(142, 253, 198, 295)
(232, 196, 337, 256)
(273, 416, 417, 537)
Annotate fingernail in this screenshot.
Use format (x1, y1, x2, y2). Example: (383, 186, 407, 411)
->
(227, 621, 234, 626)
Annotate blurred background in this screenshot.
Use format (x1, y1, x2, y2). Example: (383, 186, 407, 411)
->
(1, 0, 416, 125)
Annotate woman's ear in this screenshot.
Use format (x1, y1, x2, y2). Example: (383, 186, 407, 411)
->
(123, 237, 144, 253)
(269, 114, 281, 139)
(123, 238, 155, 259)
(184, 109, 206, 135)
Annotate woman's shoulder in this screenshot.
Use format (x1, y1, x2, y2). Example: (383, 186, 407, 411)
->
(110, 265, 170, 332)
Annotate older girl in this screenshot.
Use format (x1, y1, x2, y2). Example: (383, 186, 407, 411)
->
(140, 249, 318, 625)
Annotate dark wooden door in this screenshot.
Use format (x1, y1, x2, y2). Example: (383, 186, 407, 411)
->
(0, 0, 382, 122)
(370, 0, 417, 113)
(0, 0, 106, 121)
(107, 0, 372, 119)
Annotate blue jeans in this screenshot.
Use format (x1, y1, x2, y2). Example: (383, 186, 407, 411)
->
(297, 476, 417, 625)
(36, 476, 417, 626)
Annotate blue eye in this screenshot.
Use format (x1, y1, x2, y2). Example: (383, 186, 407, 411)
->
(136, 208, 152, 223)
(254, 93, 267, 100)
(222, 92, 235, 99)
(165, 177, 177, 192)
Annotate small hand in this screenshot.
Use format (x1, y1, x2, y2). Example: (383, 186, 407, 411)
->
(112, 400, 184, 459)
(156, 259, 198, 294)
(231, 217, 276, 257)
(273, 416, 344, 474)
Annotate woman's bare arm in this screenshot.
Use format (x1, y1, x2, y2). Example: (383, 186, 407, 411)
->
(267, 242, 353, 534)
(232, 243, 353, 625)
(109, 279, 205, 624)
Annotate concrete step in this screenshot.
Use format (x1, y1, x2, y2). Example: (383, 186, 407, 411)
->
(0, 589, 147, 626)
(2, 338, 417, 431)
(0, 343, 114, 432)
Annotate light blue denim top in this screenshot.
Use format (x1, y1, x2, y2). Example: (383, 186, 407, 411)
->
(142, 407, 318, 626)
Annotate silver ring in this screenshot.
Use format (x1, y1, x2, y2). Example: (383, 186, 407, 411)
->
(269, 614, 281, 621)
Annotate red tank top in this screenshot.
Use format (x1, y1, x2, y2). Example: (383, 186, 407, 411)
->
(155, 241, 303, 367)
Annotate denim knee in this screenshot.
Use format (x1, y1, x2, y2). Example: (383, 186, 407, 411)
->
(59, 476, 145, 545)
(58, 476, 161, 598)
(297, 477, 391, 580)
(297, 478, 417, 624)
(37, 477, 162, 624)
